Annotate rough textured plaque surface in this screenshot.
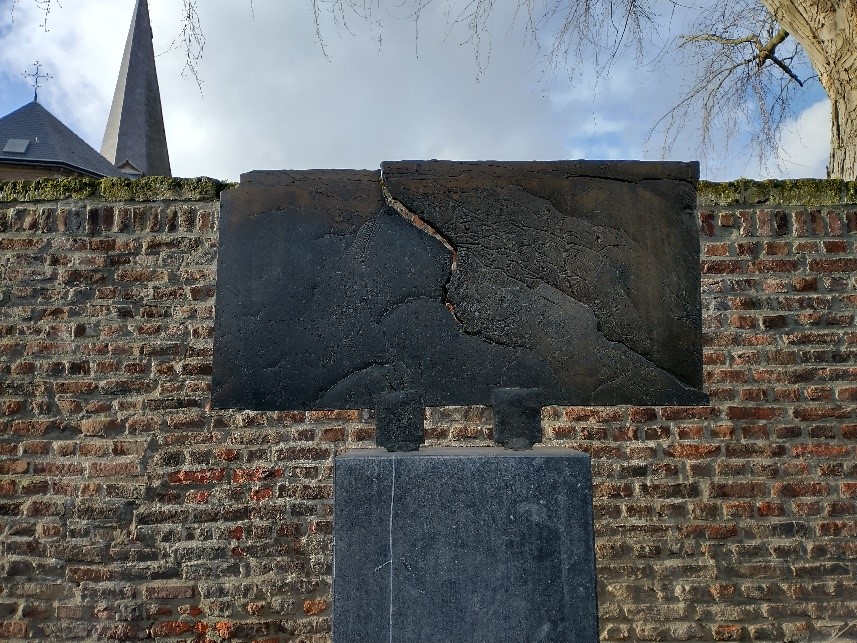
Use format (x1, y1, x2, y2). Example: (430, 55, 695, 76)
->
(212, 161, 706, 409)
(333, 448, 598, 643)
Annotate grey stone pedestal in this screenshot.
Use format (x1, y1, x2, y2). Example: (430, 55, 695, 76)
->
(333, 448, 598, 642)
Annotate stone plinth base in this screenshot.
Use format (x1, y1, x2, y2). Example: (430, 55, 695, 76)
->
(333, 447, 598, 642)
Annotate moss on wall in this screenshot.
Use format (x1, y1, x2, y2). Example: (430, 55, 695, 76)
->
(698, 178, 857, 207)
(2, 175, 855, 207)
(0, 176, 234, 203)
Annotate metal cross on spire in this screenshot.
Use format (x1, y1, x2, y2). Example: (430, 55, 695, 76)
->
(22, 61, 52, 102)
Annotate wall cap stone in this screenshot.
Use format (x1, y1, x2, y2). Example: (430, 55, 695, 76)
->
(0, 176, 234, 203)
(698, 179, 857, 207)
(3, 176, 856, 208)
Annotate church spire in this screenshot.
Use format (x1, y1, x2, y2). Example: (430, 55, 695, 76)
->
(101, 0, 171, 177)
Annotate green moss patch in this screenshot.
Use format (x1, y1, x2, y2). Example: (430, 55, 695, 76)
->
(2, 176, 855, 207)
(699, 178, 857, 207)
(0, 176, 231, 203)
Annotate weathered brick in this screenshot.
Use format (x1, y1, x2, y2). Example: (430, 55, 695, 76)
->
(792, 406, 853, 420)
(144, 584, 196, 600)
(302, 599, 328, 616)
(0, 622, 27, 638)
(149, 620, 194, 637)
(167, 469, 226, 485)
(809, 257, 857, 273)
(231, 467, 284, 484)
(710, 482, 768, 498)
(0, 460, 29, 475)
(773, 482, 829, 498)
(792, 444, 850, 458)
(665, 444, 721, 459)
(87, 461, 141, 477)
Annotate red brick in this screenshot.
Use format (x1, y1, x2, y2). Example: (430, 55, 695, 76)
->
(67, 566, 117, 582)
(232, 467, 283, 484)
(762, 240, 789, 255)
(54, 381, 97, 395)
(805, 386, 834, 401)
(80, 418, 122, 435)
(823, 240, 848, 253)
(728, 314, 755, 329)
(281, 484, 332, 500)
(594, 483, 634, 499)
(149, 621, 194, 637)
(0, 460, 28, 475)
(562, 407, 625, 422)
(757, 502, 785, 517)
(302, 599, 328, 616)
(0, 622, 27, 638)
(792, 406, 853, 420)
(818, 521, 857, 537)
(144, 585, 196, 600)
(738, 424, 769, 440)
(809, 258, 857, 272)
(710, 482, 767, 498)
(320, 427, 346, 442)
(704, 243, 729, 256)
(167, 469, 226, 485)
(773, 482, 828, 497)
(792, 444, 850, 458)
(725, 406, 781, 420)
(274, 446, 332, 461)
(665, 444, 720, 459)
(793, 501, 822, 516)
(712, 624, 743, 641)
(826, 501, 855, 516)
(248, 487, 272, 502)
(702, 260, 746, 274)
(10, 420, 58, 436)
(87, 461, 141, 477)
(214, 448, 240, 462)
(568, 426, 605, 440)
(739, 388, 767, 402)
(637, 482, 699, 499)
(18, 471, 51, 491)
(707, 523, 739, 539)
(675, 424, 703, 440)
(658, 406, 718, 421)
(305, 409, 361, 421)
(186, 490, 209, 504)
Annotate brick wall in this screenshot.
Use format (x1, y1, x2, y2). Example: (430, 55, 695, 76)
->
(0, 179, 855, 642)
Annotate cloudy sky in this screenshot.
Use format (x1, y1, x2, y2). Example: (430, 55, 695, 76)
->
(0, 0, 830, 181)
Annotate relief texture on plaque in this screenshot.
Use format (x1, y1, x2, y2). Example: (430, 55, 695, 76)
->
(212, 161, 706, 410)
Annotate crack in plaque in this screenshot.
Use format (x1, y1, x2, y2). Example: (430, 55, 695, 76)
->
(380, 177, 465, 327)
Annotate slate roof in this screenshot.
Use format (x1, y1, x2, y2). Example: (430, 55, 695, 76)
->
(0, 101, 124, 178)
(101, 0, 171, 177)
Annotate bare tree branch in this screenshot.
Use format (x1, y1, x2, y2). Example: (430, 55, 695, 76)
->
(10, 0, 829, 176)
(646, 0, 815, 174)
(11, 0, 58, 30)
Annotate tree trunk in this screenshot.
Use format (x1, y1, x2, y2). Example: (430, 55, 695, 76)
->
(826, 78, 857, 179)
(760, 0, 857, 179)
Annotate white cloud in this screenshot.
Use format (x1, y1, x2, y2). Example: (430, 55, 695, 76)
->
(771, 99, 830, 179)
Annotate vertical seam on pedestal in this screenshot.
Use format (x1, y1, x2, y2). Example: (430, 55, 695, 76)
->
(389, 456, 396, 643)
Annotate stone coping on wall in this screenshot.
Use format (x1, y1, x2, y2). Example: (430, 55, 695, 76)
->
(0, 176, 232, 203)
(698, 179, 857, 207)
(4, 175, 857, 207)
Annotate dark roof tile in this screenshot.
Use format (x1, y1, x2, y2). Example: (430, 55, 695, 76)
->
(0, 101, 124, 178)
